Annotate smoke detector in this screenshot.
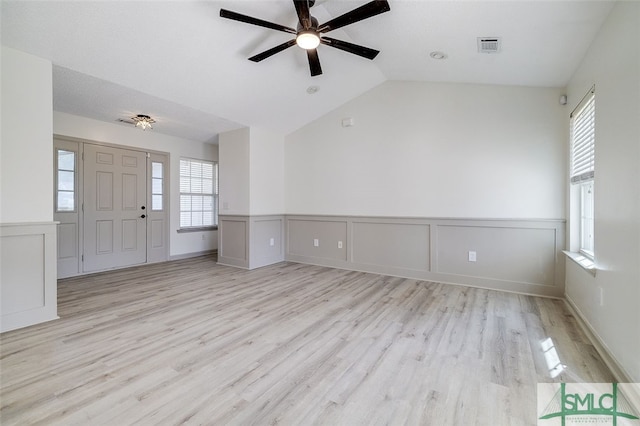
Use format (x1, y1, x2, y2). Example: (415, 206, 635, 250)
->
(477, 37, 501, 53)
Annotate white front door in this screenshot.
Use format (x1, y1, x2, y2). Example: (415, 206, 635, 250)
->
(83, 144, 147, 272)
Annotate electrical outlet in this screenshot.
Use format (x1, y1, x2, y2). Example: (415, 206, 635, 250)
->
(269, 238, 275, 247)
(313, 238, 319, 247)
(468, 251, 477, 262)
(201, 234, 205, 241)
(338, 241, 343, 249)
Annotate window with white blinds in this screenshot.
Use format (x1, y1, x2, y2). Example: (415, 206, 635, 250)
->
(570, 88, 595, 184)
(569, 87, 596, 259)
(179, 158, 218, 228)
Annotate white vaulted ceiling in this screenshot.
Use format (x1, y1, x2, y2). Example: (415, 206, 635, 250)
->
(1, 1, 615, 142)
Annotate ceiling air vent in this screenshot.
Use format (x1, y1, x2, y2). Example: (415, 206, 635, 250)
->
(478, 37, 501, 53)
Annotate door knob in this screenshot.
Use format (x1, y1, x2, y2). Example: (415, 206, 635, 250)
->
(140, 214, 146, 219)
(141, 206, 146, 210)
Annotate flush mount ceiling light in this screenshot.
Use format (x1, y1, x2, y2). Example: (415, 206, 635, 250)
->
(131, 114, 155, 131)
(429, 51, 448, 60)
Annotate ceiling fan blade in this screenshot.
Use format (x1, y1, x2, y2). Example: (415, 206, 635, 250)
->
(318, 0, 391, 33)
(220, 9, 296, 34)
(307, 49, 323, 76)
(293, 0, 312, 30)
(249, 39, 297, 62)
(318, 0, 390, 33)
(320, 37, 380, 60)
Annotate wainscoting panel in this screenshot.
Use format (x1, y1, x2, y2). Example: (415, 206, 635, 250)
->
(287, 218, 348, 262)
(218, 216, 249, 268)
(436, 224, 557, 286)
(1, 222, 58, 332)
(285, 216, 565, 298)
(250, 216, 285, 269)
(218, 215, 285, 269)
(352, 219, 430, 273)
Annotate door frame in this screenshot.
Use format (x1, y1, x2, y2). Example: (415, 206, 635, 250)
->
(53, 135, 170, 278)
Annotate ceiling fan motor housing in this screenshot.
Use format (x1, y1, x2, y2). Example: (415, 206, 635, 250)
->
(297, 16, 319, 33)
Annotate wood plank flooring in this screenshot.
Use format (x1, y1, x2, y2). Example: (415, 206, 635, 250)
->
(0, 256, 614, 425)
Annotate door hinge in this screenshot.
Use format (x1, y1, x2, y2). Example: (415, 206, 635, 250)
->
(82, 203, 84, 212)
(82, 152, 84, 161)
(81, 254, 84, 262)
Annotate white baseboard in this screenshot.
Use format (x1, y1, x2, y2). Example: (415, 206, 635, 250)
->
(564, 295, 640, 413)
(564, 295, 636, 383)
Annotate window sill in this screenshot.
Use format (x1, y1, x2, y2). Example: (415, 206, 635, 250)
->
(177, 226, 218, 233)
(563, 250, 597, 276)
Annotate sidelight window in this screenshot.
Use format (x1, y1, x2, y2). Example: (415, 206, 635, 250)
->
(56, 149, 76, 212)
(151, 161, 164, 211)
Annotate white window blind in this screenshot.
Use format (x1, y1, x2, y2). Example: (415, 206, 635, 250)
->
(570, 88, 595, 184)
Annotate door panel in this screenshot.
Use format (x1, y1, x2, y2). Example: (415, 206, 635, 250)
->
(122, 220, 138, 250)
(96, 220, 113, 254)
(122, 174, 138, 210)
(57, 223, 77, 259)
(84, 144, 146, 272)
(97, 172, 113, 210)
(151, 219, 164, 249)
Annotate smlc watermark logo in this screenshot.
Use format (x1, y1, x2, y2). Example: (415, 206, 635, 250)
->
(538, 383, 640, 426)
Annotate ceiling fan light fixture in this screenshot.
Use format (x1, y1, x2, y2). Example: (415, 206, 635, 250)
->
(296, 31, 320, 50)
(132, 114, 155, 131)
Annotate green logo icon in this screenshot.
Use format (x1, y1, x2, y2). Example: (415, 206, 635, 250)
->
(539, 383, 640, 425)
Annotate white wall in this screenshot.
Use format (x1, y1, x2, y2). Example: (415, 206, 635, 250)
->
(565, 2, 640, 382)
(219, 126, 285, 216)
(285, 81, 566, 219)
(249, 127, 284, 215)
(53, 111, 218, 257)
(1, 47, 53, 223)
(219, 127, 251, 215)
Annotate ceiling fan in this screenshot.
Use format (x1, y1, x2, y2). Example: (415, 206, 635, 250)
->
(220, 0, 391, 77)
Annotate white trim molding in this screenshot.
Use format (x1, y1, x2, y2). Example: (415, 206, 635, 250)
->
(564, 295, 635, 383)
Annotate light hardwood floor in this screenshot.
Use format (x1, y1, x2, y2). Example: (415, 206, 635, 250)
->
(1, 256, 614, 425)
